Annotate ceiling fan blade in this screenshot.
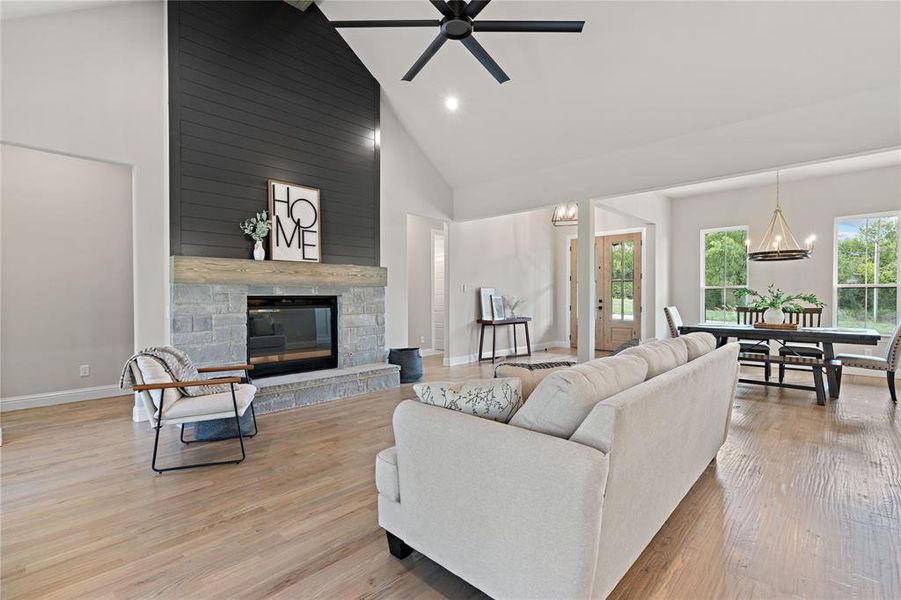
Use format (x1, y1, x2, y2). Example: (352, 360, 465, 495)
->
(473, 20, 585, 33)
(460, 35, 509, 83)
(331, 19, 440, 28)
(465, 0, 491, 18)
(429, 0, 455, 18)
(402, 33, 448, 81)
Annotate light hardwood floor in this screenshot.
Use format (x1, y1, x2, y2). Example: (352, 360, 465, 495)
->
(1, 353, 899, 599)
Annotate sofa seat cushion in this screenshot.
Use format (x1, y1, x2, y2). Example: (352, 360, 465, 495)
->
(375, 446, 400, 502)
(494, 361, 576, 400)
(508, 354, 647, 438)
(620, 337, 688, 379)
(413, 378, 523, 423)
(681, 332, 717, 361)
(158, 383, 256, 421)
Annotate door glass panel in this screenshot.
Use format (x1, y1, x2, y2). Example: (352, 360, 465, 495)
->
(612, 282, 623, 320)
(623, 282, 634, 321)
(623, 241, 634, 279)
(611, 243, 623, 279)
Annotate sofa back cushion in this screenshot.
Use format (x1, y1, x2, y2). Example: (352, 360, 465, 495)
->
(508, 355, 647, 438)
(619, 337, 688, 379)
(680, 332, 717, 361)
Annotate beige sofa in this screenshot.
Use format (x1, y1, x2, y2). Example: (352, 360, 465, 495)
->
(376, 336, 740, 599)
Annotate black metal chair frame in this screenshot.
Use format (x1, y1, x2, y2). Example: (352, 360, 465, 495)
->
(133, 366, 257, 474)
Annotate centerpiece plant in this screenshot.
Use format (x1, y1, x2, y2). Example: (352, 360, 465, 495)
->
(734, 284, 825, 324)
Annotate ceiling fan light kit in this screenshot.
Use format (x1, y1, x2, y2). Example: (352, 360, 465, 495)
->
(331, 0, 584, 84)
(747, 171, 814, 262)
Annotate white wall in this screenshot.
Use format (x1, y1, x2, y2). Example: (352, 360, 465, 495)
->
(448, 208, 565, 364)
(379, 95, 453, 349)
(1, 145, 134, 403)
(406, 214, 445, 349)
(670, 165, 901, 360)
(1, 1, 168, 350)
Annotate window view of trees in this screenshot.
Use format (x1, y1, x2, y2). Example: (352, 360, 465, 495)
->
(703, 228, 748, 322)
(835, 215, 898, 334)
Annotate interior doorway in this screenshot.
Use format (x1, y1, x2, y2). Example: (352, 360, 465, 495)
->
(431, 230, 446, 352)
(569, 231, 642, 351)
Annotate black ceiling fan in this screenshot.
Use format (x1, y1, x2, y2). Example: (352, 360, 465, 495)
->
(330, 0, 584, 84)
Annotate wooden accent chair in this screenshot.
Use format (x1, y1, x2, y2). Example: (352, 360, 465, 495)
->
(836, 322, 901, 403)
(128, 360, 258, 472)
(663, 306, 683, 338)
(736, 306, 770, 380)
(777, 307, 824, 382)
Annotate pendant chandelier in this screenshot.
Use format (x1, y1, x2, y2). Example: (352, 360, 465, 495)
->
(551, 203, 578, 226)
(747, 172, 815, 262)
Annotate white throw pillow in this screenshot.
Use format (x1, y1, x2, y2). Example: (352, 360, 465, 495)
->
(413, 378, 523, 423)
(620, 337, 688, 379)
(680, 332, 717, 361)
(508, 354, 648, 438)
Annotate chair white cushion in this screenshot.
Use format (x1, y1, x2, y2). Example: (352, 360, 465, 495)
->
(620, 337, 689, 379)
(680, 332, 717, 361)
(158, 383, 256, 420)
(413, 378, 523, 423)
(835, 354, 889, 371)
(134, 356, 181, 408)
(375, 446, 400, 502)
(508, 354, 647, 438)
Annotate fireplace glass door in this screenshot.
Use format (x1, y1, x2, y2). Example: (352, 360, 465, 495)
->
(247, 296, 338, 377)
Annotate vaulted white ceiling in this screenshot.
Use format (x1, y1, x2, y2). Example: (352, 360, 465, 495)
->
(321, 1, 901, 219)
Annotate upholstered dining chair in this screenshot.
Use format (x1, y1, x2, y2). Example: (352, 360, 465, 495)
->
(663, 306, 683, 338)
(836, 322, 901, 403)
(128, 358, 258, 472)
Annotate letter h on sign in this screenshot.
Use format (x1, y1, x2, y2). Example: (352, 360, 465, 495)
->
(268, 179, 321, 262)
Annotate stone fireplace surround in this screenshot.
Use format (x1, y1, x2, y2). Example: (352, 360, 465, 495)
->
(170, 256, 399, 414)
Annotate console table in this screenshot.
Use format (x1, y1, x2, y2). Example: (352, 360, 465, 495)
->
(477, 317, 532, 362)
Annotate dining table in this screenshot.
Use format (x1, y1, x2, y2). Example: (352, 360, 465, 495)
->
(678, 323, 881, 403)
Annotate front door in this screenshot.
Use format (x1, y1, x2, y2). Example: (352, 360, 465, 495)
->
(596, 233, 641, 351)
(569, 233, 642, 351)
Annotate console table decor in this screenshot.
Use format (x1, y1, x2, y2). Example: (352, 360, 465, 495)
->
(478, 317, 532, 363)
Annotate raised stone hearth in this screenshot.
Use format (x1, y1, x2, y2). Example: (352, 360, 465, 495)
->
(170, 256, 398, 414)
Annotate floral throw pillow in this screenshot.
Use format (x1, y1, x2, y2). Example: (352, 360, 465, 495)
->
(413, 378, 523, 423)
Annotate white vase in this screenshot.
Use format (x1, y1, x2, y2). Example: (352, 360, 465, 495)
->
(763, 307, 784, 324)
(253, 241, 265, 261)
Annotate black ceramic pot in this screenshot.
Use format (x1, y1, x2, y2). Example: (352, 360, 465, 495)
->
(388, 347, 423, 383)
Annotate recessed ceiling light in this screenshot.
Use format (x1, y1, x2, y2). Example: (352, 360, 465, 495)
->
(445, 96, 459, 111)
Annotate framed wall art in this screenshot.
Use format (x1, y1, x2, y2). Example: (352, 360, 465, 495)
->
(268, 179, 321, 262)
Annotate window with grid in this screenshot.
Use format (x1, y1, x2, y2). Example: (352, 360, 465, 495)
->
(610, 240, 635, 321)
(701, 227, 748, 323)
(835, 214, 899, 335)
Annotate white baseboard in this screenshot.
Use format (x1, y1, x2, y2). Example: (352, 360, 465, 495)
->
(0, 384, 123, 412)
(420, 349, 443, 357)
(446, 341, 570, 367)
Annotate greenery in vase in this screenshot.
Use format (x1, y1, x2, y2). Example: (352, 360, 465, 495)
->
(240, 211, 271, 243)
(734, 284, 825, 312)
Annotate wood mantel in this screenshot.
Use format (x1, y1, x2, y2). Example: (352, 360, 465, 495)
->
(171, 256, 387, 287)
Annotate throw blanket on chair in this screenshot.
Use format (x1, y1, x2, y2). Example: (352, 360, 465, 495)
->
(119, 346, 231, 397)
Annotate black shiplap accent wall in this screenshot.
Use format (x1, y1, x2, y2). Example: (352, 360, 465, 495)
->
(168, 1, 380, 265)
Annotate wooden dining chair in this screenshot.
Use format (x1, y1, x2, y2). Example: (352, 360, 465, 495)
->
(736, 306, 770, 380)
(778, 307, 824, 382)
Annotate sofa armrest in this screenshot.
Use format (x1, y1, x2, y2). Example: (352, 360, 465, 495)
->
(390, 400, 609, 600)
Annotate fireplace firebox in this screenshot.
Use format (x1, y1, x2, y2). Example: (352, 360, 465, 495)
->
(246, 296, 338, 378)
